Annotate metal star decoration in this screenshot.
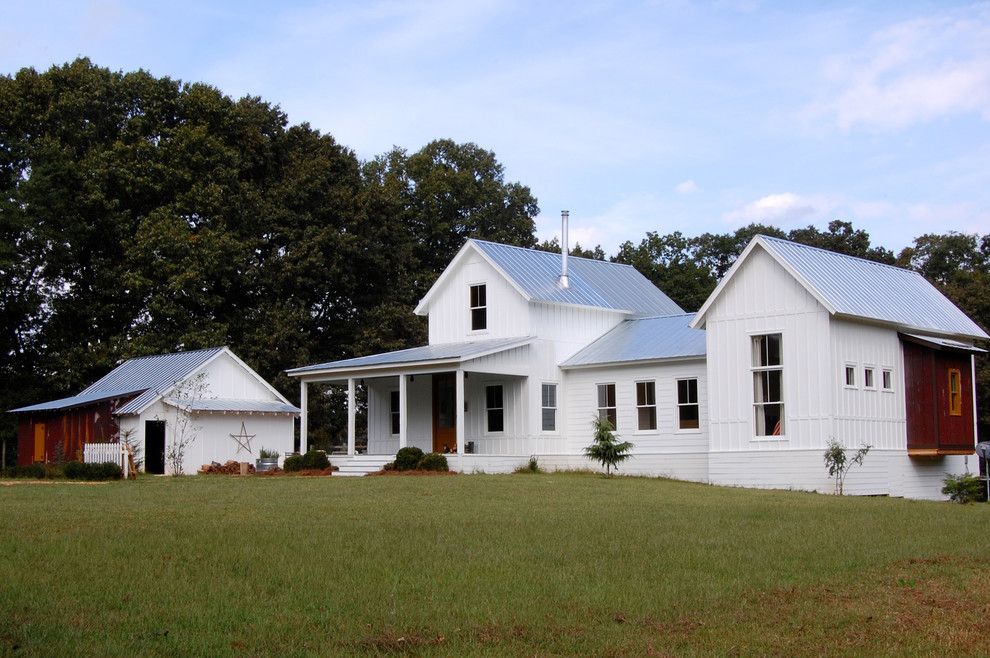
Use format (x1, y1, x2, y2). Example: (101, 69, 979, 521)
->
(230, 422, 256, 455)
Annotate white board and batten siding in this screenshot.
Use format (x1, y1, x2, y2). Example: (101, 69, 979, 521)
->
(426, 252, 530, 345)
(562, 359, 709, 483)
(704, 246, 833, 454)
(196, 351, 277, 401)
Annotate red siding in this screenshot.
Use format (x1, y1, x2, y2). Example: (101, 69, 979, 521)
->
(902, 339, 975, 454)
(15, 399, 125, 465)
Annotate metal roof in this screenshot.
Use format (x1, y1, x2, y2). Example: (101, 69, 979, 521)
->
(901, 333, 988, 353)
(10, 347, 226, 414)
(469, 240, 683, 317)
(287, 337, 532, 376)
(562, 314, 706, 368)
(758, 236, 988, 339)
(165, 398, 301, 414)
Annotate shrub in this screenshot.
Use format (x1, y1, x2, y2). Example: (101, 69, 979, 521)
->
(258, 447, 280, 459)
(300, 450, 330, 470)
(382, 462, 395, 472)
(942, 473, 983, 503)
(514, 456, 543, 474)
(1, 463, 46, 479)
(417, 452, 449, 471)
(823, 440, 871, 495)
(283, 454, 303, 472)
(585, 417, 633, 476)
(395, 447, 425, 471)
(64, 461, 123, 481)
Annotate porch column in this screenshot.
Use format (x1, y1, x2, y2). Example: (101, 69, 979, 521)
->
(455, 368, 465, 455)
(398, 374, 408, 449)
(299, 380, 308, 454)
(347, 378, 356, 456)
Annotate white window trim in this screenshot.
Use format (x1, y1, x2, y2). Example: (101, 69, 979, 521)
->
(881, 367, 895, 393)
(675, 377, 702, 434)
(863, 365, 877, 391)
(540, 382, 558, 434)
(468, 281, 488, 335)
(596, 382, 618, 430)
(843, 363, 858, 389)
(750, 331, 786, 441)
(634, 380, 658, 434)
(484, 382, 504, 435)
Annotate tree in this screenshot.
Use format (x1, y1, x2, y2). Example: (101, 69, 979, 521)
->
(585, 417, 633, 476)
(534, 237, 606, 260)
(823, 440, 870, 495)
(613, 231, 715, 311)
(788, 220, 894, 263)
(160, 373, 209, 476)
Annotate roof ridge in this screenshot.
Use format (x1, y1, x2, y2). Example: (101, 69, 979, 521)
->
(470, 238, 634, 268)
(122, 346, 226, 363)
(627, 312, 696, 321)
(758, 235, 917, 276)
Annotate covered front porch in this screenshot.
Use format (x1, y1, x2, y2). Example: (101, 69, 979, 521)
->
(287, 338, 538, 467)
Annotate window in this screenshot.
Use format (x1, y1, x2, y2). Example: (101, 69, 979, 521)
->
(389, 390, 400, 435)
(470, 284, 487, 331)
(677, 379, 699, 430)
(882, 369, 893, 391)
(485, 384, 504, 432)
(636, 381, 656, 431)
(948, 369, 962, 416)
(541, 384, 557, 431)
(752, 333, 784, 436)
(844, 366, 856, 387)
(597, 383, 617, 429)
(864, 367, 875, 389)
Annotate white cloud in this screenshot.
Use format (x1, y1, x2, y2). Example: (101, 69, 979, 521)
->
(675, 179, 698, 194)
(722, 192, 822, 225)
(807, 7, 990, 131)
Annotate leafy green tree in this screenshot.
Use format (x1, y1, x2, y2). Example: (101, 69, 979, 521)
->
(788, 220, 894, 263)
(585, 417, 633, 476)
(823, 440, 870, 495)
(534, 237, 606, 260)
(613, 231, 715, 311)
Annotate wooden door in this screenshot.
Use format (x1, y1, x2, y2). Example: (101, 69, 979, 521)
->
(432, 373, 456, 453)
(33, 423, 45, 462)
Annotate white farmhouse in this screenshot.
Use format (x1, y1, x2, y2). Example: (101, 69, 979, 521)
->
(288, 235, 986, 498)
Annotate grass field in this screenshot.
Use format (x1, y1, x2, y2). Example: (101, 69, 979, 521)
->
(1, 473, 989, 656)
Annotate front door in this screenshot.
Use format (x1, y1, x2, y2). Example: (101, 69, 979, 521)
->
(145, 420, 166, 475)
(432, 373, 456, 453)
(33, 423, 45, 462)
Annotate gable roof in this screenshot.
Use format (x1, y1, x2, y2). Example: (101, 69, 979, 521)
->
(692, 235, 988, 340)
(286, 337, 532, 378)
(10, 347, 298, 416)
(562, 314, 706, 368)
(414, 239, 683, 318)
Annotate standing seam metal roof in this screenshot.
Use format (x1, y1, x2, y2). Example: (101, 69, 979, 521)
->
(471, 240, 683, 317)
(562, 314, 706, 367)
(9, 347, 226, 414)
(760, 236, 988, 339)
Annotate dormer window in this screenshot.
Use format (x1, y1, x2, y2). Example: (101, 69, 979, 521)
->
(470, 284, 487, 331)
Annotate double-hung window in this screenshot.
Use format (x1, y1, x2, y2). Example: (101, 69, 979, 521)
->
(597, 383, 617, 429)
(486, 384, 504, 432)
(470, 284, 487, 331)
(636, 381, 656, 430)
(389, 390, 400, 435)
(541, 384, 557, 431)
(677, 379, 699, 430)
(752, 333, 784, 436)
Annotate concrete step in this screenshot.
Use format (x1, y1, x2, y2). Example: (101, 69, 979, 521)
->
(331, 456, 392, 477)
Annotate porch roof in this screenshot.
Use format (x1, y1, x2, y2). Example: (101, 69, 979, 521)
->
(561, 313, 706, 368)
(286, 337, 532, 379)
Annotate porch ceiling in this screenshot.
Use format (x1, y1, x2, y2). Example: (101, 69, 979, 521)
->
(286, 337, 532, 383)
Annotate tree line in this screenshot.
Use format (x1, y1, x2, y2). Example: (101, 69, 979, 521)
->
(1, 59, 987, 459)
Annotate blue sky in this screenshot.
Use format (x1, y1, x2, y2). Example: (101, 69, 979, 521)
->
(4, 1, 989, 254)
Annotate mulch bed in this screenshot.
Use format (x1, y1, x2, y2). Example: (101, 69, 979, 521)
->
(367, 469, 458, 476)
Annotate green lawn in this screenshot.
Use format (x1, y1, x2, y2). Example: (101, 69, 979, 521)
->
(1, 473, 988, 656)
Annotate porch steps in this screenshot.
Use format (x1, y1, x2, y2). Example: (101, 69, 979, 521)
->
(332, 455, 392, 477)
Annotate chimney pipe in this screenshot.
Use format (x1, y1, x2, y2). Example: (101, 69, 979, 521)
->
(559, 210, 570, 288)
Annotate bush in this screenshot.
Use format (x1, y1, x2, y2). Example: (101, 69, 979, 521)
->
(283, 454, 303, 472)
(1, 463, 46, 479)
(514, 456, 543, 474)
(64, 461, 123, 481)
(395, 447, 424, 471)
(284, 451, 329, 472)
(417, 452, 449, 471)
(942, 473, 983, 503)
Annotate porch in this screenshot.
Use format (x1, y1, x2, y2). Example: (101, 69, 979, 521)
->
(287, 338, 540, 467)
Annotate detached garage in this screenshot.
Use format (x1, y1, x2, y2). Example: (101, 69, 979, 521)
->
(10, 347, 299, 474)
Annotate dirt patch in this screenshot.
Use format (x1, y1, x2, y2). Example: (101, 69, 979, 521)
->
(367, 469, 458, 477)
(255, 468, 334, 477)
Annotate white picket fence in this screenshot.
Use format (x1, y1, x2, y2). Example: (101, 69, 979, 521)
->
(83, 442, 129, 479)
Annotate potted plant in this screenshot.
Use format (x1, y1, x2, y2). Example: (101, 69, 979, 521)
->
(256, 447, 280, 472)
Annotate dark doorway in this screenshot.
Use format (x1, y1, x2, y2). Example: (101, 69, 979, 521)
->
(145, 420, 166, 475)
